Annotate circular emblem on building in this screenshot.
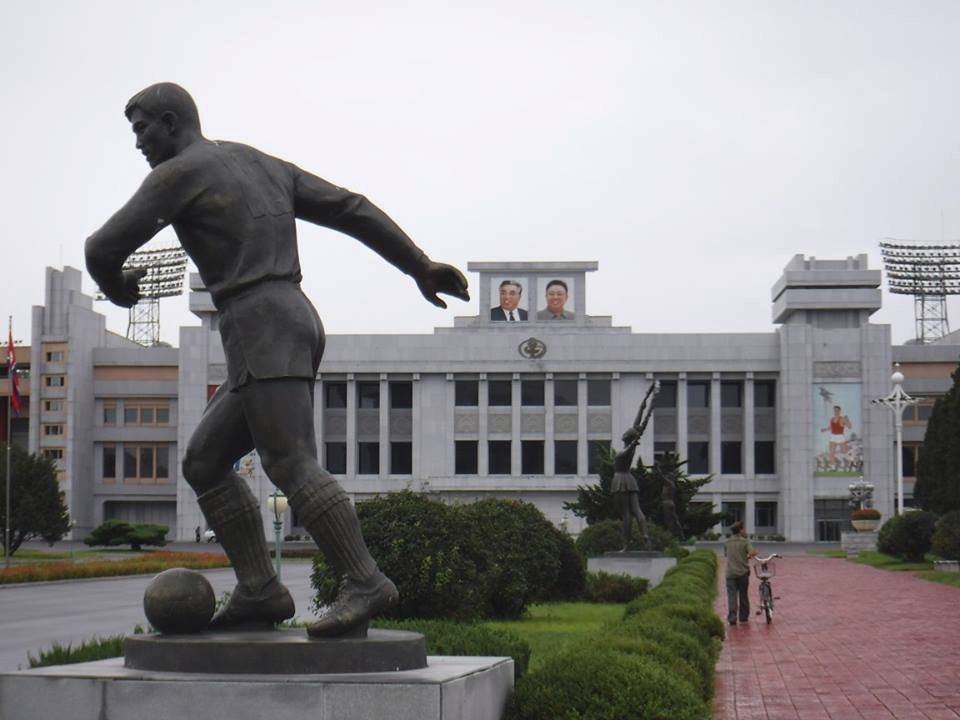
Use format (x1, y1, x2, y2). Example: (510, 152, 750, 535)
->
(518, 337, 547, 359)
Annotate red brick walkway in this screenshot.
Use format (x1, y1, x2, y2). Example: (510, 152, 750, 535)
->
(713, 556, 960, 720)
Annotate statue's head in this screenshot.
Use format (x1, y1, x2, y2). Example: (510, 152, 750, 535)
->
(622, 425, 640, 445)
(124, 83, 202, 168)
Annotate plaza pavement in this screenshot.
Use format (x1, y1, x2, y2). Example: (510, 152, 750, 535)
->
(713, 554, 960, 720)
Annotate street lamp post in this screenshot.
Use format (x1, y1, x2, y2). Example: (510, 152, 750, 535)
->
(267, 490, 288, 580)
(871, 364, 918, 516)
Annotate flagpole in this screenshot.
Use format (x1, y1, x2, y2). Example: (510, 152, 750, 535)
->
(5, 315, 11, 569)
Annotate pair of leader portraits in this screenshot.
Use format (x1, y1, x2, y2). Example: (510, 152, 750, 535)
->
(490, 279, 576, 322)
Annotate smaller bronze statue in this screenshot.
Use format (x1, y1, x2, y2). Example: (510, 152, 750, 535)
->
(657, 451, 685, 540)
(611, 381, 659, 551)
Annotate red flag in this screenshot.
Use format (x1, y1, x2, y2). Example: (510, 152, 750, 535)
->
(7, 326, 20, 416)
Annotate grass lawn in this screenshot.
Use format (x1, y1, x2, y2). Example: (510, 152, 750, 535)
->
(483, 602, 625, 672)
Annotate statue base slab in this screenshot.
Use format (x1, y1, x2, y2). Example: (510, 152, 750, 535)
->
(0, 654, 513, 720)
(588, 553, 678, 588)
(125, 628, 426, 674)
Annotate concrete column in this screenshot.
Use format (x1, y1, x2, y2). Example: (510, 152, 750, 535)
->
(545, 374, 555, 476)
(478, 374, 489, 476)
(379, 374, 389, 479)
(744, 373, 755, 478)
(710, 372, 721, 475)
(677, 373, 688, 461)
(346, 373, 356, 478)
(745, 493, 756, 535)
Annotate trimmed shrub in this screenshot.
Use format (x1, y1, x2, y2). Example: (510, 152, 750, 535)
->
(877, 511, 938, 562)
(312, 492, 487, 621)
(372, 618, 530, 679)
(618, 615, 716, 697)
(582, 571, 648, 603)
(84, 519, 168, 550)
(575, 519, 682, 557)
(505, 644, 708, 720)
(600, 633, 704, 700)
(551, 533, 588, 601)
(932, 511, 960, 561)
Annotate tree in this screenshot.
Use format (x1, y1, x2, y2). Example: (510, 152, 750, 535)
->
(0, 444, 71, 556)
(563, 447, 725, 537)
(84, 519, 168, 550)
(915, 362, 960, 515)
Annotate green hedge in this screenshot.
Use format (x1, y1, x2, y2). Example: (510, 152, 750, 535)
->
(933, 511, 960, 561)
(312, 491, 584, 621)
(506, 550, 721, 720)
(877, 511, 938, 562)
(372, 618, 530, 679)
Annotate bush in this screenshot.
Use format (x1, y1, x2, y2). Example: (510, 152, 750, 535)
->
(932, 511, 960, 561)
(312, 492, 487, 621)
(582, 571, 648, 603)
(84, 520, 168, 550)
(550, 533, 587, 601)
(505, 644, 708, 720)
(372, 618, 530, 679)
(877, 511, 938, 562)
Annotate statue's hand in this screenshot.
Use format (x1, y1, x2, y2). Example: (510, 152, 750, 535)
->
(415, 261, 470, 309)
(106, 268, 148, 308)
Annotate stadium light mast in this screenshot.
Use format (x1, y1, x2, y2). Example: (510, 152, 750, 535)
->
(96, 246, 188, 347)
(879, 240, 960, 344)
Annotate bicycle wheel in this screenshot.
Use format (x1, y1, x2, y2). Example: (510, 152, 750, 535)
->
(760, 583, 773, 624)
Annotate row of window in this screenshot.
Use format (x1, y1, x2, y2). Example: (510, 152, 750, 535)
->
(103, 401, 171, 426)
(325, 381, 413, 410)
(102, 444, 171, 484)
(324, 441, 412, 475)
(682, 440, 776, 474)
(455, 379, 611, 407)
(720, 501, 779, 528)
(656, 380, 776, 409)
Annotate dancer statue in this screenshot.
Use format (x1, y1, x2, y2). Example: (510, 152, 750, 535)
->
(85, 83, 469, 638)
(656, 451, 685, 540)
(611, 381, 659, 551)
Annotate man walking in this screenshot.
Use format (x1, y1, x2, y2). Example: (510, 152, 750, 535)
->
(724, 521, 756, 625)
(86, 82, 469, 638)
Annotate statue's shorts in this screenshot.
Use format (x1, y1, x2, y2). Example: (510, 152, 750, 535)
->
(216, 280, 324, 391)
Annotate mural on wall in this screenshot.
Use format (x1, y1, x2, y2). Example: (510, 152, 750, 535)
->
(490, 277, 529, 321)
(536, 277, 576, 320)
(813, 383, 863, 476)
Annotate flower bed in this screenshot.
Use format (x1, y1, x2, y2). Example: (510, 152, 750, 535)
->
(0, 551, 229, 584)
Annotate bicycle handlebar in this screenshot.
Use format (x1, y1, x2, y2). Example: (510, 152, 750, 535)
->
(754, 553, 782, 563)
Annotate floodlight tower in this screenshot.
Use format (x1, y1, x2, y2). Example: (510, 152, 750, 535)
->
(879, 240, 960, 344)
(96, 247, 188, 346)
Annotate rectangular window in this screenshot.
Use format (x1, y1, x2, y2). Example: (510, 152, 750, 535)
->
(140, 407, 155, 425)
(587, 379, 611, 406)
(325, 442, 347, 474)
(687, 441, 709, 474)
(103, 445, 116, 480)
(123, 447, 137, 479)
(390, 442, 412, 475)
(687, 381, 709, 408)
(44, 400, 63, 412)
(521, 379, 545, 406)
(721, 441, 742, 474)
(156, 446, 169, 480)
(46, 351, 64, 362)
(755, 502, 778, 528)
(455, 441, 478, 475)
(653, 381, 677, 409)
(103, 403, 117, 425)
(455, 380, 479, 406)
(45, 376, 65, 387)
(653, 441, 675, 464)
(488, 440, 511, 474)
(553, 379, 578, 406)
(554, 440, 578, 475)
(43, 448, 64, 460)
(488, 380, 512, 407)
(139, 447, 154, 480)
(389, 382, 413, 409)
(754, 381, 776, 408)
(587, 440, 610, 475)
(124, 406, 139, 424)
(43, 424, 64, 436)
(357, 382, 380, 409)
(521, 440, 544, 475)
(156, 407, 170, 424)
(325, 382, 347, 409)
(721, 381, 743, 408)
(358, 442, 379, 474)
(120, 401, 171, 426)
(754, 441, 776, 474)
(903, 444, 919, 478)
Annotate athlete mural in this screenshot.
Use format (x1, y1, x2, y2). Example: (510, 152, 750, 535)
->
(813, 383, 863, 476)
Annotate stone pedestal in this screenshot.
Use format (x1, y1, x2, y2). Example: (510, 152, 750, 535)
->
(587, 551, 677, 587)
(841, 530, 878, 556)
(0, 654, 514, 720)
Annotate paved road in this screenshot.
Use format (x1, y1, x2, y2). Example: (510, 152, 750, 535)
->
(713, 556, 960, 719)
(0, 562, 316, 671)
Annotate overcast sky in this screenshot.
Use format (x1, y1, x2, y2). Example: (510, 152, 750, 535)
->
(4, 0, 960, 349)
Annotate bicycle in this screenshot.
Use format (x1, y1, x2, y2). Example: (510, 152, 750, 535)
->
(753, 553, 782, 624)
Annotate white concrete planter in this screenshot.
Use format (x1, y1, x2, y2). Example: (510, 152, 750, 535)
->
(933, 560, 960, 573)
(851, 518, 880, 532)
